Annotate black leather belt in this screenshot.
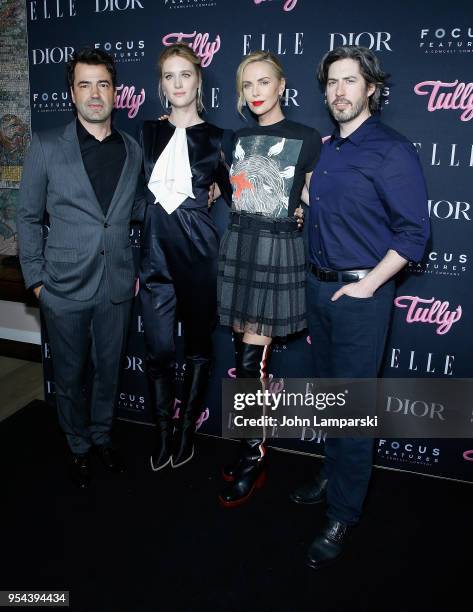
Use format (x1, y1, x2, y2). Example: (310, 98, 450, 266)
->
(229, 211, 298, 233)
(308, 263, 372, 282)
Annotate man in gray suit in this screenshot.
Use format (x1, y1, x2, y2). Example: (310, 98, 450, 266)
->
(17, 48, 144, 488)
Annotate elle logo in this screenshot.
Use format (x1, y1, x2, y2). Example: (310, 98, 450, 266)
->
(394, 296, 462, 335)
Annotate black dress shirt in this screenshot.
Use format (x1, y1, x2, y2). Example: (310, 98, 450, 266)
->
(77, 119, 126, 216)
(308, 114, 429, 269)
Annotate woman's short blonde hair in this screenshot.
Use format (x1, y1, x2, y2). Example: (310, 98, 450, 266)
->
(235, 50, 285, 116)
(157, 43, 204, 113)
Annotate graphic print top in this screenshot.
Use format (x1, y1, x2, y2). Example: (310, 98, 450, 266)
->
(230, 119, 321, 218)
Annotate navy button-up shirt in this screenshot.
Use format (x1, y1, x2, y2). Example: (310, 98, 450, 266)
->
(308, 114, 429, 269)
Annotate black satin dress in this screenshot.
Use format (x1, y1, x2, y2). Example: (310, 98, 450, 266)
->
(139, 120, 231, 377)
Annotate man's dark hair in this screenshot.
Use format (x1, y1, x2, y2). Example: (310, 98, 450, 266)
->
(66, 47, 117, 88)
(317, 45, 387, 113)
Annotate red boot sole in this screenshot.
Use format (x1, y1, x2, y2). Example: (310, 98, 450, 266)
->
(222, 469, 234, 483)
(218, 470, 267, 508)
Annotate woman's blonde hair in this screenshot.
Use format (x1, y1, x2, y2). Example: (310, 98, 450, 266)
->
(235, 50, 285, 116)
(157, 43, 204, 113)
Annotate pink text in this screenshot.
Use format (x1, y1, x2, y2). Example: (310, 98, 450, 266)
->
(162, 31, 221, 67)
(414, 80, 473, 122)
(394, 295, 462, 335)
(115, 84, 145, 119)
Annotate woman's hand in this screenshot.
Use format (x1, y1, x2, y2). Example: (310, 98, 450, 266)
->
(294, 206, 304, 229)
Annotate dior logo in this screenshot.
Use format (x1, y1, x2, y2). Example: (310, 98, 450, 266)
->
(124, 356, 145, 372)
(329, 32, 392, 51)
(137, 316, 144, 333)
(95, 0, 144, 11)
(45, 380, 56, 394)
(300, 427, 326, 444)
(43, 342, 51, 359)
(386, 396, 446, 420)
(32, 47, 74, 65)
(427, 199, 471, 221)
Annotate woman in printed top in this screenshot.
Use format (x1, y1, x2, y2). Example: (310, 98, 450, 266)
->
(217, 51, 322, 507)
(139, 44, 232, 472)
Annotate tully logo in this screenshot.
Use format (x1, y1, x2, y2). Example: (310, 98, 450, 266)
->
(414, 80, 473, 122)
(394, 295, 462, 335)
(253, 0, 298, 11)
(114, 84, 145, 118)
(463, 450, 473, 462)
(162, 31, 221, 67)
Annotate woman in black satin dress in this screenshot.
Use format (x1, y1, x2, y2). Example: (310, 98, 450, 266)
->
(139, 44, 231, 471)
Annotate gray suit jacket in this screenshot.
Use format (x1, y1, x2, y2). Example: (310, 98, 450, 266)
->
(17, 120, 145, 303)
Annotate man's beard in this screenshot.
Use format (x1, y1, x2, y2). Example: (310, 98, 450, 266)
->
(329, 96, 368, 123)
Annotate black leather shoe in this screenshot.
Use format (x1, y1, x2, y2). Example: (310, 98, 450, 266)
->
(69, 453, 90, 489)
(95, 446, 126, 473)
(290, 477, 328, 505)
(306, 519, 350, 569)
(150, 430, 173, 472)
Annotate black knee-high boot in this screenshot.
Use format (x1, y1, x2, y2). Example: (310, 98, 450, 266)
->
(150, 373, 175, 472)
(172, 355, 211, 468)
(219, 342, 270, 507)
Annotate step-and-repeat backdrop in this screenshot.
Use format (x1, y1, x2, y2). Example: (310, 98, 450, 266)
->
(26, 0, 473, 481)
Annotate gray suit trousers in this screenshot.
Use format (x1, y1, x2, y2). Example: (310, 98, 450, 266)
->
(40, 274, 132, 454)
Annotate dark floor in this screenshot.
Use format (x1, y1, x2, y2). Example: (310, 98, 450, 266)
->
(1, 400, 470, 612)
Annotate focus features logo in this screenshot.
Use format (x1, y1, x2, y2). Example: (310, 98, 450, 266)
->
(243, 32, 304, 56)
(32, 90, 73, 113)
(164, 0, 217, 8)
(419, 27, 473, 54)
(394, 295, 462, 335)
(95, 0, 144, 11)
(94, 40, 145, 63)
(413, 142, 473, 167)
(377, 439, 440, 465)
(118, 392, 145, 411)
(329, 31, 392, 51)
(29, 0, 77, 19)
(408, 252, 468, 277)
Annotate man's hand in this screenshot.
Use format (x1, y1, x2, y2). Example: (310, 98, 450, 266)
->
(331, 280, 373, 302)
(33, 285, 43, 299)
(294, 206, 304, 228)
(208, 182, 221, 207)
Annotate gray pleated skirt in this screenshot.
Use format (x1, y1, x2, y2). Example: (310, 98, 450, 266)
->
(217, 211, 307, 338)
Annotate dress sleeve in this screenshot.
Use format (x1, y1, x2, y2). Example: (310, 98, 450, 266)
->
(299, 128, 322, 173)
(214, 129, 234, 206)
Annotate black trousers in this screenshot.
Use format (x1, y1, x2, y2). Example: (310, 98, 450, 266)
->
(40, 276, 132, 454)
(139, 203, 219, 376)
(306, 273, 395, 525)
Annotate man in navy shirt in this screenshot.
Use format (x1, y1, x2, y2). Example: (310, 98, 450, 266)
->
(290, 46, 429, 569)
